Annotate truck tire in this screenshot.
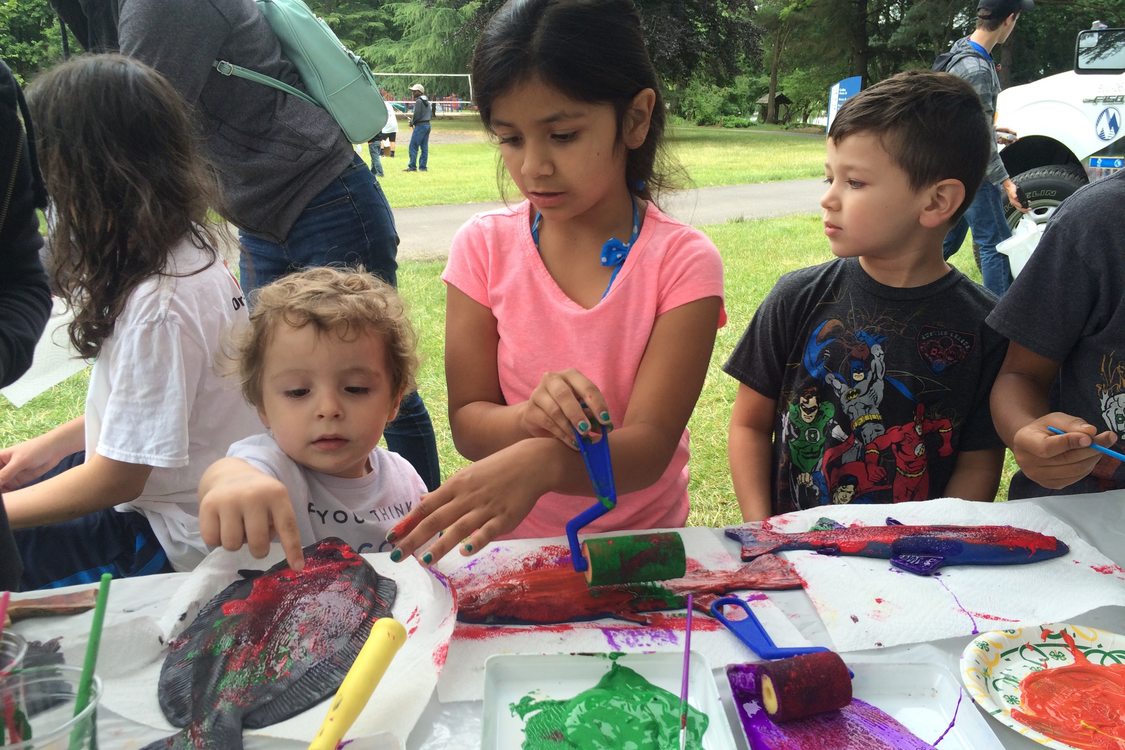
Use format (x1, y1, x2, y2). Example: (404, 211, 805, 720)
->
(1006, 165, 1087, 230)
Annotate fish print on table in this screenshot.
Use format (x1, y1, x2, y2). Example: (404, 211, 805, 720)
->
(726, 517, 1069, 575)
(141, 538, 396, 750)
(453, 543, 802, 625)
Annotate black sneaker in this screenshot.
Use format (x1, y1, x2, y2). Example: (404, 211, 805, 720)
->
(404, 167, 417, 172)
(420, 168, 428, 172)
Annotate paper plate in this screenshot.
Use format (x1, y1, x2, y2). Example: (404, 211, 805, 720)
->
(959, 622, 1125, 749)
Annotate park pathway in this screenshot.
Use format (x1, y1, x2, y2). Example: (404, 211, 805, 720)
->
(392, 178, 826, 261)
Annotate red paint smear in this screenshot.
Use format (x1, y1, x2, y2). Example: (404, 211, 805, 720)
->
(874, 598, 884, 604)
(1011, 629, 1125, 749)
(452, 613, 724, 643)
(451, 543, 801, 625)
(966, 611, 1018, 623)
(388, 512, 423, 543)
(1090, 564, 1124, 576)
(432, 642, 448, 669)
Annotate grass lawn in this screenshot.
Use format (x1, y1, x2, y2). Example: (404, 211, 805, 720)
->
(372, 118, 826, 209)
(0, 213, 1015, 529)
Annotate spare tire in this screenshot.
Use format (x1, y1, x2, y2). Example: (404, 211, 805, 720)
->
(1006, 164, 1088, 230)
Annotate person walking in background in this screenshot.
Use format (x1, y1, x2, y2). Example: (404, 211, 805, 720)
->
(368, 98, 398, 178)
(939, 0, 1033, 297)
(404, 82, 432, 173)
(49, 0, 443, 493)
(0, 58, 53, 590)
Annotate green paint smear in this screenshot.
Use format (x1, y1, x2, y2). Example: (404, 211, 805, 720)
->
(511, 662, 709, 749)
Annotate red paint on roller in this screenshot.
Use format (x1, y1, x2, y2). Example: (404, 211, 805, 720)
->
(756, 652, 852, 723)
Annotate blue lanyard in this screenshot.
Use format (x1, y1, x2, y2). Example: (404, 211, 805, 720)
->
(967, 40, 992, 63)
(530, 200, 641, 299)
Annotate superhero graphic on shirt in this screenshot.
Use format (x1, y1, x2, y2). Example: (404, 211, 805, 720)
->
(863, 403, 953, 502)
(781, 382, 846, 507)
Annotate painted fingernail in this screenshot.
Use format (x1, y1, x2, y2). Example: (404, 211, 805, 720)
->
(421, 551, 433, 565)
(389, 547, 403, 562)
(578, 420, 590, 433)
(385, 530, 398, 543)
(463, 541, 474, 553)
(437, 529, 444, 538)
(599, 411, 611, 423)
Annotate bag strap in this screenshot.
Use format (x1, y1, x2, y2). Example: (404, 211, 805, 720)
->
(212, 59, 320, 109)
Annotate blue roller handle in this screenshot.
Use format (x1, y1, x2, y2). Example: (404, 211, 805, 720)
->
(567, 424, 616, 573)
(710, 596, 830, 660)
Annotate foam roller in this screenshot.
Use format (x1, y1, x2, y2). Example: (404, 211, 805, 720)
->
(756, 651, 852, 722)
(581, 532, 687, 587)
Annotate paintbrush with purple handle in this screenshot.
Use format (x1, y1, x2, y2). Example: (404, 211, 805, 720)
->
(680, 593, 693, 750)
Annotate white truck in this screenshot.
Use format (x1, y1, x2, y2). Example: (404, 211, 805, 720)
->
(996, 26, 1124, 228)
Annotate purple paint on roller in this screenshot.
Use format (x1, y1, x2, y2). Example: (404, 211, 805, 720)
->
(726, 663, 937, 749)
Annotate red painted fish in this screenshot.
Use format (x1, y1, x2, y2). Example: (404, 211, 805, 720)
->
(453, 543, 803, 625)
(142, 538, 396, 750)
(726, 518, 1069, 575)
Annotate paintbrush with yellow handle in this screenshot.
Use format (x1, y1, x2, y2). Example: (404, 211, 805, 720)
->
(307, 617, 407, 750)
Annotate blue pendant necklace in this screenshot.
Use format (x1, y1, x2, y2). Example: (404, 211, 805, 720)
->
(530, 199, 641, 300)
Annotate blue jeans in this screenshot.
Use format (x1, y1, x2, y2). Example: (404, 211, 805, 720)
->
(238, 155, 442, 490)
(367, 140, 384, 177)
(942, 180, 1013, 297)
(408, 121, 431, 170)
(13, 452, 173, 590)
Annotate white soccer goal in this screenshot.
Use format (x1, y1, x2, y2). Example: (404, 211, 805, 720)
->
(372, 72, 474, 117)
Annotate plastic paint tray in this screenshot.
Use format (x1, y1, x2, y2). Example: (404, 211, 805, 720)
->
(481, 652, 738, 750)
(730, 659, 1004, 750)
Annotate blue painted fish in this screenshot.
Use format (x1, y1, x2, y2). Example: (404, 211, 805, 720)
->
(142, 538, 396, 750)
(725, 518, 1069, 575)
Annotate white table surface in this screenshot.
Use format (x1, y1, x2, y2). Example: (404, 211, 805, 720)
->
(10, 490, 1124, 749)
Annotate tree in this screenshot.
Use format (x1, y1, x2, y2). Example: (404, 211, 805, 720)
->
(1, 0, 71, 82)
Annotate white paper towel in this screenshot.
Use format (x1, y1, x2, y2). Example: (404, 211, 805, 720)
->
(434, 528, 811, 703)
(739, 498, 1125, 652)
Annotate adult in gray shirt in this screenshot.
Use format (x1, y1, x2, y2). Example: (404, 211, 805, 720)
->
(939, 0, 1032, 297)
(48, 0, 441, 490)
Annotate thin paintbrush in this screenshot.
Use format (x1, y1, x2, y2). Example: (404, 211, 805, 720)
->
(680, 593, 694, 750)
(1046, 425, 1125, 462)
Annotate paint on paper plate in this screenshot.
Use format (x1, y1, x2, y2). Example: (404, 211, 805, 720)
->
(960, 623, 1125, 750)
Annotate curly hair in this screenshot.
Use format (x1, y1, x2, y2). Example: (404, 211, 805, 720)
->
(28, 54, 223, 359)
(238, 267, 419, 407)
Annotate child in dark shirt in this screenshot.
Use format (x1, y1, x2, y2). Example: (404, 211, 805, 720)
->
(725, 71, 1007, 520)
(988, 170, 1125, 499)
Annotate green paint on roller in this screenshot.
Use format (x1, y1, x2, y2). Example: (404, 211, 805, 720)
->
(581, 532, 687, 587)
(511, 662, 709, 749)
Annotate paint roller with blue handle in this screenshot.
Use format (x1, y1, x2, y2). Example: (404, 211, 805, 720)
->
(713, 596, 853, 723)
(566, 423, 617, 574)
(565, 423, 689, 586)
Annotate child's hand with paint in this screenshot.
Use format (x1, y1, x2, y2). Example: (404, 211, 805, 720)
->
(520, 368, 613, 448)
(386, 438, 559, 565)
(1010, 412, 1119, 490)
(199, 457, 306, 571)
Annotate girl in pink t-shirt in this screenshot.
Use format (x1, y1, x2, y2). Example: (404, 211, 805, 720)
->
(388, 0, 725, 566)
